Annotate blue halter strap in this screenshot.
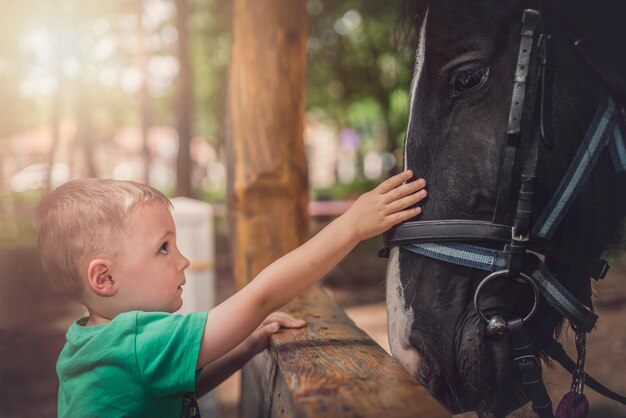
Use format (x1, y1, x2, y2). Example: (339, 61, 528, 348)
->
(396, 96, 624, 331)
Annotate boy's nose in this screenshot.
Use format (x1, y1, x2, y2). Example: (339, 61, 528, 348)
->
(179, 254, 191, 271)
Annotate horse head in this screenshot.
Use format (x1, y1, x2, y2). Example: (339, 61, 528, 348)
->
(386, 0, 626, 415)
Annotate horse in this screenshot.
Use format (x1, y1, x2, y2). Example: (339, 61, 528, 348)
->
(383, 0, 626, 416)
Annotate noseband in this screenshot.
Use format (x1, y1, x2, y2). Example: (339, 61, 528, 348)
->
(382, 2, 626, 416)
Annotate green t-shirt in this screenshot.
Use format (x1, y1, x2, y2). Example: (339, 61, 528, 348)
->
(57, 310, 208, 418)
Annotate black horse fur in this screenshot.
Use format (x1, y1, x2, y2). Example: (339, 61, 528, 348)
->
(387, 0, 626, 416)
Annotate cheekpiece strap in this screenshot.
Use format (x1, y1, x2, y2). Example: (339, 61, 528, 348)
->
(509, 318, 554, 417)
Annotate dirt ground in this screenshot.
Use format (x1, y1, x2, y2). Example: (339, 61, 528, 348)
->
(1, 238, 625, 418)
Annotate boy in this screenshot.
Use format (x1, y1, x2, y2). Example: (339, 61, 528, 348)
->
(35, 170, 426, 417)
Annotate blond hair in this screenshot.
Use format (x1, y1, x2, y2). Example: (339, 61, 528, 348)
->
(35, 179, 172, 299)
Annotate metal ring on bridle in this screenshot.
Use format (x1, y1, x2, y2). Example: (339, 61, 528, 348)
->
(473, 270, 539, 325)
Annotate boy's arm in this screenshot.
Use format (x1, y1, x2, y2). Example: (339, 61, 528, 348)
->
(195, 339, 252, 397)
(196, 170, 426, 369)
(196, 312, 305, 396)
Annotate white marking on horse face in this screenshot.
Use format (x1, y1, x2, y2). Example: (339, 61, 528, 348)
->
(404, 6, 429, 171)
(392, 4, 428, 379)
(386, 247, 422, 377)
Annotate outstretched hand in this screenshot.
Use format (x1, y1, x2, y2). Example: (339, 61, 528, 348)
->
(246, 312, 307, 355)
(344, 170, 426, 241)
(195, 173, 425, 372)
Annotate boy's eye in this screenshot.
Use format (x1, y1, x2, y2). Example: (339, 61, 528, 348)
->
(159, 242, 169, 255)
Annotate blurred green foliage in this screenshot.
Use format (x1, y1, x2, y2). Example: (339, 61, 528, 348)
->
(197, 185, 226, 204)
(307, 0, 413, 156)
(0, 0, 230, 146)
(1, 1, 624, 255)
(313, 178, 379, 201)
(0, 0, 413, 203)
(0, 190, 41, 249)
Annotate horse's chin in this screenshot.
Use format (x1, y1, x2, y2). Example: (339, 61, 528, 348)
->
(409, 320, 528, 417)
(475, 386, 529, 418)
(391, 341, 528, 417)
(417, 360, 526, 417)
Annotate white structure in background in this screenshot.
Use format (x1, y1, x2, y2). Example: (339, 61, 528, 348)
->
(170, 197, 215, 314)
(191, 137, 226, 190)
(304, 119, 338, 188)
(363, 151, 397, 180)
(337, 128, 361, 184)
(9, 162, 70, 192)
(363, 151, 383, 180)
(170, 197, 217, 417)
(1, 121, 224, 194)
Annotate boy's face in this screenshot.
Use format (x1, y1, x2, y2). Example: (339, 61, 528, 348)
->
(112, 203, 190, 313)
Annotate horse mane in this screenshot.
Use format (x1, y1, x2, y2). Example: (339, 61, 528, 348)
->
(399, 1, 428, 46)
(548, 0, 626, 108)
(553, 0, 626, 250)
(550, 0, 626, 81)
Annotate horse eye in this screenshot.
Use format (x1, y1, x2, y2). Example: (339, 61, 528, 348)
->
(450, 66, 489, 98)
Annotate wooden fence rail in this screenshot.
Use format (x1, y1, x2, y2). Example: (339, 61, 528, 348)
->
(241, 286, 451, 418)
(228, 2, 450, 416)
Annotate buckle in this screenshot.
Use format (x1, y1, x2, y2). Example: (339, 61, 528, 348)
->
(512, 226, 529, 243)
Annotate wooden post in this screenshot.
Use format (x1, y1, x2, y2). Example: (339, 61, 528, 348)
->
(226, 0, 309, 290)
(226, 2, 450, 417)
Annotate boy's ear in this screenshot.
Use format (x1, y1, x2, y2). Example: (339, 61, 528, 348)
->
(87, 259, 117, 297)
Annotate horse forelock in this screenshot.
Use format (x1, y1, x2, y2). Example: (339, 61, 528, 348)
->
(404, 6, 429, 172)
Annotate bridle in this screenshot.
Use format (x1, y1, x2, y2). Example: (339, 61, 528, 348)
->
(381, 2, 626, 417)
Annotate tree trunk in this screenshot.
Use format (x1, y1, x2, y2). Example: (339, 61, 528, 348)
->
(75, 81, 98, 178)
(45, 67, 63, 194)
(136, 0, 151, 185)
(175, 0, 193, 197)
(226, 0, 309, 290)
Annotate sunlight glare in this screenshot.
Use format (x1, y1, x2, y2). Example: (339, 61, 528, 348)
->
(21, 28, 54, 64)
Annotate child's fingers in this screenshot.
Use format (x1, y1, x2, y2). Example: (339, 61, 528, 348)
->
(384, 189, 427, 214)
(262, 311, 290, 324)
(377, 170, 413, 194)
(274, 317, 307, 329)
(383, 178, 426, 204)
(263, 312, 307, 328)
(260, 322, 281, 336)
(392, 206, 422, 224)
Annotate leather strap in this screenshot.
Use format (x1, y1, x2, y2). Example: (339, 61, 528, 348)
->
(383, 220, 556, 254)
(508, 30, 546, 278)
(547, 340, 626, 405)
(509, 318, 554, 417)
(530, 265, 597, 332)
(383, 220, 511, 245)
(493, 8, 541, 223)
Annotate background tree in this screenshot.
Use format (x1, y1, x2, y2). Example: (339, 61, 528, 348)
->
(136, 0, 152, 185)
(1, 0, 409, 198)
(176, 0, 193, 197)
